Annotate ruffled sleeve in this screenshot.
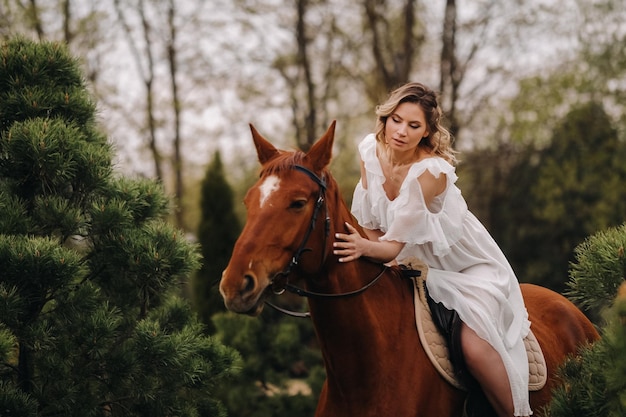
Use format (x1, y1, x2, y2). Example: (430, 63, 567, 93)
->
(380, 158, 468, 257)
(351, 134, 385, 230)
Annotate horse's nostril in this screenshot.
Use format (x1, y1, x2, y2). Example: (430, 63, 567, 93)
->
(242, 274, 255, 294)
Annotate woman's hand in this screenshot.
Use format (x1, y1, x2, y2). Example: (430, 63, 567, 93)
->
(334, 222, 405, 264)
(334, 222, 368, 262)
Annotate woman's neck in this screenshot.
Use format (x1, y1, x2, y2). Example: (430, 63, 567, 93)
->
(385, 146, 419, 167)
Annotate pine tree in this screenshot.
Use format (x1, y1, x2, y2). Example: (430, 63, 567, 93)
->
(192, 151, 240, 333)
(0, 37, 239, 417)
(212, 309, 324, 417)
(567, 223, 626, 318)
(544, 224, 626, 417)
(544, 286, 626, 417)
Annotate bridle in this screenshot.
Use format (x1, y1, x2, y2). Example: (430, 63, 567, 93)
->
(265, 164, 388, 318)
(268, 164, 331, 291)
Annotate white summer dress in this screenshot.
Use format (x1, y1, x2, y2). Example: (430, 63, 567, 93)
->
(351, 134, 532, 416)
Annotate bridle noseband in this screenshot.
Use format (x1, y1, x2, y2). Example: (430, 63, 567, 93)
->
(266, 164, 387, 318)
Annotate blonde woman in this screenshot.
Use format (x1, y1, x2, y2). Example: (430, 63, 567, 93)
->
(334, 82, 532, 417)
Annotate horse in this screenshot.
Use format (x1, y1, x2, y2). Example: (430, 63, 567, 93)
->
(219, 121, 599, 416)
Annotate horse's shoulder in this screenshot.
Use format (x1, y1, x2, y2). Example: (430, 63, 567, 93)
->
(520, 282, 557, 295)
(521, 283, 581, 313)
(521, 283, 581, 318)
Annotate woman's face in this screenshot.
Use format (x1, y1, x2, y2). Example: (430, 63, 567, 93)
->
(384, 101, 429, 153)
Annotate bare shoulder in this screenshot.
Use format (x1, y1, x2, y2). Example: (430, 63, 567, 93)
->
(416, 162, 447, 204)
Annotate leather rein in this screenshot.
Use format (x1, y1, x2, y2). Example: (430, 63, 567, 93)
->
(265, 164, 387, 318)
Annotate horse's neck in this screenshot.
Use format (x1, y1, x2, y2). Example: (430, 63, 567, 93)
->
(308, 201, 409, 340)
(307, 261, 414, 371)
(306, 200, 447, 410)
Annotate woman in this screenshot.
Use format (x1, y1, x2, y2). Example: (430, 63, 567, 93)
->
(333, 82, 532, 417)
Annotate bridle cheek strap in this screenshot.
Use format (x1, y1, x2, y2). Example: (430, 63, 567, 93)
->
(270, 165, 330, 294)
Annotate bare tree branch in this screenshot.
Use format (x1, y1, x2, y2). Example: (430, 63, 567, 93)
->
(113, 0, 163, 180)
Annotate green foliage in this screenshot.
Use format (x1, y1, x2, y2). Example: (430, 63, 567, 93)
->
(506, 72, 587, 148)
(523, 102, 626, 290)
(0, 37, 96, 132)
(567, 224, 626, 315)
(463, 101, 626, 292)
(0, 325, 16, 362)
(0, 37, 239, 417)
(192, 151, 241, 332)
(212, 309, 324, 417)
(532, 103, 623, 230)
(543, 224, 626, 416)
(544, 282, 626, 417)
(463, 0, 626, 293)
(0, 380, 38, 417)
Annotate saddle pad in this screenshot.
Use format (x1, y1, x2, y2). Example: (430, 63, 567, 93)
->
(411, 275, 547, 391)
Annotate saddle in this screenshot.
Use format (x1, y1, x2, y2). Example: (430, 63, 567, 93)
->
(399, 258, 547, 393)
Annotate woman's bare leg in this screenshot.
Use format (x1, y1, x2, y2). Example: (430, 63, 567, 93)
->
(460, 323, 527, 417)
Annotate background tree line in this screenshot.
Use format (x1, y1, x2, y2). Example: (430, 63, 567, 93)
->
(1, 0, 625, 416)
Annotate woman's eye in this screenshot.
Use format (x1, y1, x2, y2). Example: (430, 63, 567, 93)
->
(289, 199, 307, 209)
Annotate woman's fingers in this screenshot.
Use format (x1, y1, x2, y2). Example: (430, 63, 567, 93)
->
(332, 222, 369, 262)
(334, 233, 348, 242)
(335, 223, 357, 242)
(333, 223, 362, 262)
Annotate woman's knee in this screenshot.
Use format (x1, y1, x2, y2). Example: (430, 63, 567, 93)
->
(460, 324, 497, 369)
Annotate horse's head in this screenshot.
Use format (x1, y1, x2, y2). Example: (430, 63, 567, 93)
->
(219, 121, 336, 315)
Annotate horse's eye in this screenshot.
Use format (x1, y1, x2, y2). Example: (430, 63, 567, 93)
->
(289, 199, 307, 209)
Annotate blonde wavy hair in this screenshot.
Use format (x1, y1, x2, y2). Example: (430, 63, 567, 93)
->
(375, 82, 457, 165)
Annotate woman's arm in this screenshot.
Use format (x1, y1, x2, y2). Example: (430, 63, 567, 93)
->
(362, 227, 384, 242)
(334, 222, 404, 264)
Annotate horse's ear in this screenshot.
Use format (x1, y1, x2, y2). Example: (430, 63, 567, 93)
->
(250, 124, 280, 165)
(306, 120, 336, 171)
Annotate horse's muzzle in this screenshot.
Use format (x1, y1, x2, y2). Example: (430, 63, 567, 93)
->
(219, 268, 267, 316)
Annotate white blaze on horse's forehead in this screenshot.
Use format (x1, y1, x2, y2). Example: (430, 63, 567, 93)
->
(259, 175, 280, 208)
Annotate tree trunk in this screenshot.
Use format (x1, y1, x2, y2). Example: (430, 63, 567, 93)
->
(295, 0, 317, 150)
(62, 0, 73, 43)
(364, 0, 419, 100)
(28, 0, 45, 40)
(167, 0, 184, 227)
(439, 0, 460, 138)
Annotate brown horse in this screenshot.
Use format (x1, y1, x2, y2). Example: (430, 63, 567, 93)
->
(219, 122, 599, 416)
